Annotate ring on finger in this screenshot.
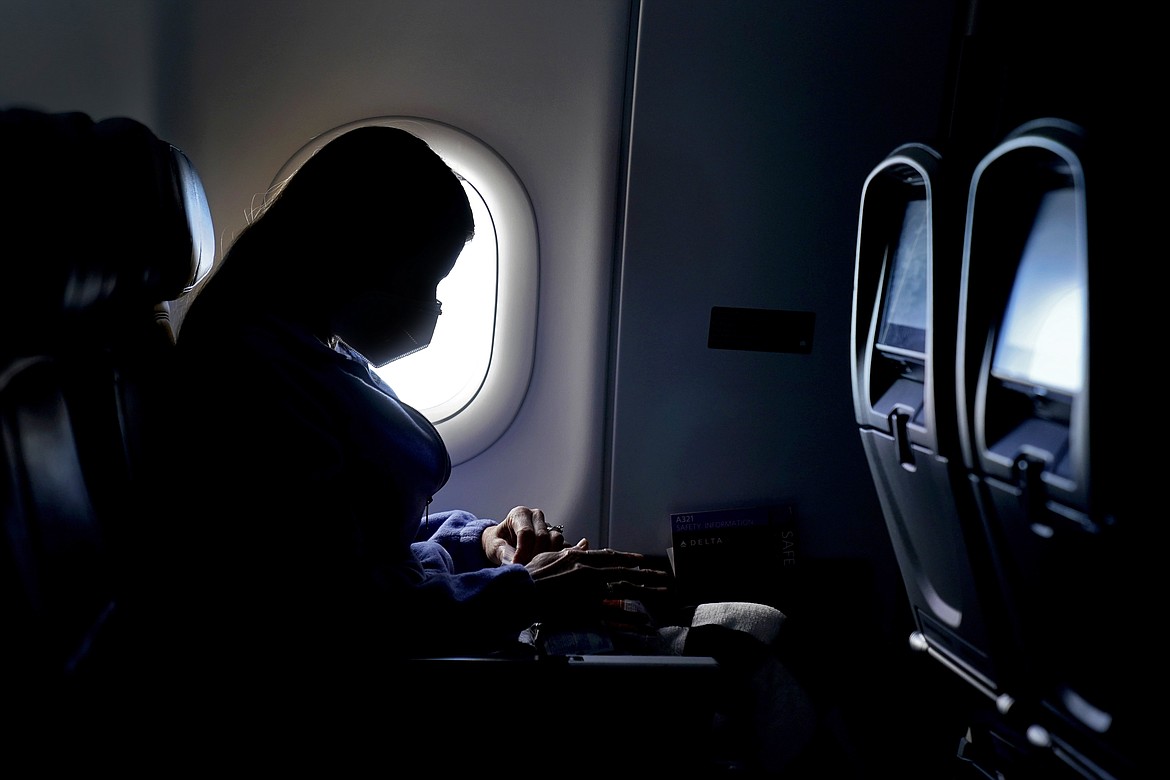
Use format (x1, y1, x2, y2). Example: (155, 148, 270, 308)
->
(547, 524, 565, 533)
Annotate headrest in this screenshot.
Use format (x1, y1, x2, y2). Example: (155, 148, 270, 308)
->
(0, 107, 214, 345)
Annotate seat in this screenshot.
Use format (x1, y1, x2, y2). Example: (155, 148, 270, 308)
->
(0, 107, 213, 729)
(855, 120, 1146, 778)
(955, 118, 1141, 779)
(851, 142, 1013, 703)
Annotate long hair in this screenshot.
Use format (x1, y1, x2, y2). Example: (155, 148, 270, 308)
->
(184, 126, 473, 331)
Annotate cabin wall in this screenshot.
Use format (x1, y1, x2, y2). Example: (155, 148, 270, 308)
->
(0, 0, 157, 122)
(608, 0, 956, 601)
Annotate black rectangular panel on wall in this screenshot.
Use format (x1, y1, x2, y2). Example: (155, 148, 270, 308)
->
(707, 307, 814, 354)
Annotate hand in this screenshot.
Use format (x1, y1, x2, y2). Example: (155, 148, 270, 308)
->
(524, 543, 674, 621)
(482, 505, 575, 566)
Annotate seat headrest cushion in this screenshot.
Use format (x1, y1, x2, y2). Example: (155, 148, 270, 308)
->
(0, 107, 214, 339)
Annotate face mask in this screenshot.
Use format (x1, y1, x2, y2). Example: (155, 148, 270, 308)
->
(330, 290, 442, 367)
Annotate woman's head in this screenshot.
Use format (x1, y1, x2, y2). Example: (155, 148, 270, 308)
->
(203, 125, 474, 358)
(259, 125, 474, 288)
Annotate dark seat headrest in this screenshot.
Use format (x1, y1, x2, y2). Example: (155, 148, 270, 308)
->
(0, 107, 214, 346)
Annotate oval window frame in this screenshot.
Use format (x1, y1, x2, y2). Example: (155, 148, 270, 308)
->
(270, 116, 538, 465)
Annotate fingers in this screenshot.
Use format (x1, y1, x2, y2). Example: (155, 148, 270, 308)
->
(497, 542, 517, 565)
(506, 506, 572, 565)
(533, 509, 568, 554)
(507, 506, 551, 565)
(595, 555, 674, 605)
(600, 565, 673, 588)
(575, 547, 649, 568)
(585, 550, 673, 602)
(554, 547, 672, 589)
(504, 505, 535, 564)
(526, 545, 676, 622)
(604, 579, 672, 602)
(480, 524, 508, 566)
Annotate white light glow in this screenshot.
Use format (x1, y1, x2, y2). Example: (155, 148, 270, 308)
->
(377, 179, 495, 414)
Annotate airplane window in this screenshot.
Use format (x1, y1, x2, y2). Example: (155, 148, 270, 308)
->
(270, 117, 538, 464)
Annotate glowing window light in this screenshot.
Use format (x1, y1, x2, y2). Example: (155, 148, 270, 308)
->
(377, 178, 495, 416)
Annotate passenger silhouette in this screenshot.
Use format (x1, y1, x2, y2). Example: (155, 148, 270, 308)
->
(168, 126, 672, 693)
(158, 128, 819, 774)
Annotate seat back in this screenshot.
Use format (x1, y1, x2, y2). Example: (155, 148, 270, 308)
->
(855, 119, 1143, 777)
(956, 118, 1139, 778)
(851, 142, 1013, 702)
(0, 107, 213, 712)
